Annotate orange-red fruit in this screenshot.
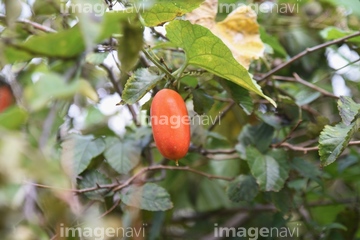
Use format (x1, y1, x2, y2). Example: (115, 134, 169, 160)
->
(0, 85, 13, 113)
(150, 89, 190, 163)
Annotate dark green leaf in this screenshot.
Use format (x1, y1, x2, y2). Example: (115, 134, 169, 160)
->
(271, 187, 293, 213)
(192, 89, 214, 115)
(290, 158, 322, 181)
(220, 79, 254, 115)
(77, 170, 112, 201)
(226, 175, 258, 202)
(237, 123, 274, 154)
(121, 183, 173, 211)
(246, 147, 289, 192)
(61, 135, 106, 175)
(104, 136, 141, 174)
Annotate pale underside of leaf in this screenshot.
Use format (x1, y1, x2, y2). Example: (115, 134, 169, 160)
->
(338, 96, 360, 126)
(319, 121, 360, 166)
(246, 147, 288, 192)
(121, 183, 173, 211)
(120, 68, 165, 105)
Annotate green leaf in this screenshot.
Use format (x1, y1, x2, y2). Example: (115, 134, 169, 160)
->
(13, 26, 85, 59)
(220, 79, 254, 115)
(5, 0, 22, 26)
(121, 183, 173, 211)
(166, 20, 276, 107)
(24, 73, 99, 110)
(319, 121, 360, 166)
(141, 0, 204, 27)
(0, 106, 28, 129)
(192, 89, 214, 115)
(246, 147, 289, 192)
(117, 17, 144, 72)
(226, 175, 258, 202)
(338, 96, 360, 126)
(61, 135, 106, 176)
(120, 68, 165, 105)
(77, 170, 113, 201)
(85, 52, 109, 65)
(271, 187, 293, 213)
(3, 45, 34, 63)
(97, 11, 135, 42)
(320, 27, 360, 43)
(260, 27, 288, 57)
(104, 136, 141, 174)
(290, 158, 322, 181)
(237, 123, 274, 154)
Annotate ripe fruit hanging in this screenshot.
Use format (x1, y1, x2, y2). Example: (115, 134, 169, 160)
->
(150, 89, 190, 165)
(0, 83, 13, 113)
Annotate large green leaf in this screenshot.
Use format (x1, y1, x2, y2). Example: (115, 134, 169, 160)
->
(319, 120, 360, 166)
(120, 68, 165, 105)
(338, 96, 360, 126)
(121, 183, 173, 211)
(11, 26, 85, 59)
(61, 135, 106, 176)
(246, 147, 289, 192)
(226, 175, 259, 202)
(141, 0, 204, 27)
(104, 136, 141, 174)
(166, 20, 276, 107)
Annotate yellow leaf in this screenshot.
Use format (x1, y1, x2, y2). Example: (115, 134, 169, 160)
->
(186, 0, 264, 69)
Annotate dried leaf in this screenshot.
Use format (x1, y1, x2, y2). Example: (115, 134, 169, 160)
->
(186, 0, 264, 69)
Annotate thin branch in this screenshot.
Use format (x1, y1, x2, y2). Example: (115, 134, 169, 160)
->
(292, 73, 338, 99)
(0, 14, 57, 33)
(257, 31, 360, 81)
(208, 102, 235, 131)
(142, 48, 174, 80)
(27, 165, 235, 194)
(112, 165, 234, 192)
(272, 120, 303, 148)
(97, 199, 121, 219)
(100, 63, 140, 126)
(273, 140, 360, 153)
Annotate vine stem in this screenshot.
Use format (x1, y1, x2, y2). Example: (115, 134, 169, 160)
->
(142, 48, 174, 80)
(25, 165, 235, 194)
(257, 31, 360, 81)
